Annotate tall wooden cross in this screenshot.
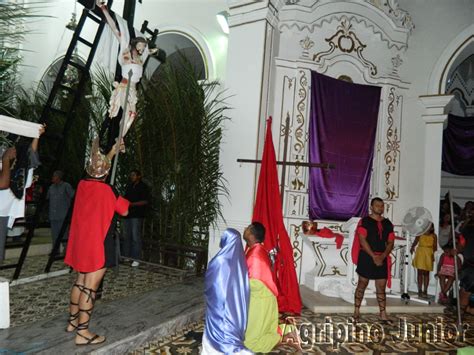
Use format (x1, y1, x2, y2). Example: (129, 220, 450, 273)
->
(237, 114, 335, 204)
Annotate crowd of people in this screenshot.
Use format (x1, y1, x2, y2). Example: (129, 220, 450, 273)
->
(2, 127, 474, 349)
(408, 195, 474, 313)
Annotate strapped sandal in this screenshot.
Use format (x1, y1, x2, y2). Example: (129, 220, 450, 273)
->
(66, 284, 84, 333)
(66, 302, 80, 333)
(75, 286, 106, 346)
(376, 291, 393, 325)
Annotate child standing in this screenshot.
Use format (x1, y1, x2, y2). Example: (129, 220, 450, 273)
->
(436, 243, 462, 303)
(411, 224, 437, 298)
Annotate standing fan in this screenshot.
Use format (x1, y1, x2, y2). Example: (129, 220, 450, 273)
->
(389, 207, 433, 304)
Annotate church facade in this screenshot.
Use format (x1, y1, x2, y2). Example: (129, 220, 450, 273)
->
(18, 0, 474, 293)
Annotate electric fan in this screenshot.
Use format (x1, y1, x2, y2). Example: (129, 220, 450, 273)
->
(393, 207, 433, 304)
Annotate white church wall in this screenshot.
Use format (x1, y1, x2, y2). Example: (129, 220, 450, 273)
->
(209, 1, 283, 259)
(397, 0, 474, 227)
(19, 0, 229, 89)
(273, 0, 412, 286)
(265, 0, 474, 294)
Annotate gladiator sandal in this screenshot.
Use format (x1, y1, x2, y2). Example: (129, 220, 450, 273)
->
(75, 286, 106, 346)
(376, 291, 393, 325)
(66, 283, 84, 332)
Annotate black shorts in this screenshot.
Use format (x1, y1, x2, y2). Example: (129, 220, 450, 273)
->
(356, 250, 388, 280)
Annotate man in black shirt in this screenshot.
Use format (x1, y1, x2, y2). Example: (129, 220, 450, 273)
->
(352, 197, 395, 323)
(122, 170, 149, 266)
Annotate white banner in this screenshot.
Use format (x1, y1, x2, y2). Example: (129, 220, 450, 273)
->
(0, 115, 42, 138)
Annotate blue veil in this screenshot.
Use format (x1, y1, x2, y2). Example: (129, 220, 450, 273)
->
(204, 228, 250, 353)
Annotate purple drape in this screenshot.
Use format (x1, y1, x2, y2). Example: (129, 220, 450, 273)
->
(309, 72, 381, 221)
(442, 114, 474, 176)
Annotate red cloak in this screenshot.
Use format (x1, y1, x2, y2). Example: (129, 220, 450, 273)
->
(252, 117, 302, 315)
(246, 243, 278, 297)
(64, 179, 129, 272)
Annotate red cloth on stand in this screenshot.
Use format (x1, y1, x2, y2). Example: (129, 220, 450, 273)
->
(314, 227, 344, 249)
(246, 243, 278, 297)
(252, 117, 302, 315)
(65, 179, 129, 273)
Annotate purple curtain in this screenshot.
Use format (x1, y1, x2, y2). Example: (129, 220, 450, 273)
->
(309, 72, 381, 221)
(442, 114, 474, 176)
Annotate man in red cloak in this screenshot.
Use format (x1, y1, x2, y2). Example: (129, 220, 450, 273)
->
(64, 139, 129, 345)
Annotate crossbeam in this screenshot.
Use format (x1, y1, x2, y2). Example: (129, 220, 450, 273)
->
(237, 113, 335, 204)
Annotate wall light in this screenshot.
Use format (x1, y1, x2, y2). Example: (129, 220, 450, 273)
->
(216, 11, 229, 34)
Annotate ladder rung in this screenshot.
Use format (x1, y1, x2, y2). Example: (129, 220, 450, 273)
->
(60, 84, 75, 93)
(0, 263, 18, 270)
(87, 12, 102, 24)
(68, 61, 86, 71)
(50, 107, 68, 116)
(5, 242, 25, 249)
(77, 36, 94, 47)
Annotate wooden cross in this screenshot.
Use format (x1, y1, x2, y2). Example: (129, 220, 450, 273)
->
(237, 113, 335, 204)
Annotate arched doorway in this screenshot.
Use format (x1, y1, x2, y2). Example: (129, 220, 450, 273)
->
(145, 31, 208, 81)
(439, 41, 474, 227)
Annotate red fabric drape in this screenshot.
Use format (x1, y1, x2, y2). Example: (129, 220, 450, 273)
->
(252, 117, 302, 315)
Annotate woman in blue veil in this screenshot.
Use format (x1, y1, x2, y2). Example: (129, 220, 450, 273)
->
(202, 228, 252, 354)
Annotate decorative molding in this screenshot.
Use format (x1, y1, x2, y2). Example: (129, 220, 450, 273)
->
(337, 75, 353, 83)
(312, 18, 378, 76)
(290, 224, 303, 270)
(367, 0, 414, 33)
(310, 241, 348, 277)
(446, 67, 474, 113)
(275, 57, 411, 89)
(229, 2, 283, 29)
(294, 70, 307, 153)
(280, 12, 409, 51)
(299, 36, 314, 59)
(391, 54, 403, 76)
(384, 87, 401, 200)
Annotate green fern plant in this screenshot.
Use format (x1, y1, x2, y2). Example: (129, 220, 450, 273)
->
(118, 56, 230, 254)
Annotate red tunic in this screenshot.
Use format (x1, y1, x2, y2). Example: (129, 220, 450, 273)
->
(64, 179, 129, 272)
(246, 243, 278, 297)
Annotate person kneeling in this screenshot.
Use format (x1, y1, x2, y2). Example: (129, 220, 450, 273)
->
(243, 222, 301, 353)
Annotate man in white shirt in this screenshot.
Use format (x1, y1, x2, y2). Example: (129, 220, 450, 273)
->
(0, 126, 44, 264)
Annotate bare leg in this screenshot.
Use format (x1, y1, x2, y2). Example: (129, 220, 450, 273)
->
(354, 276, 369, 320)
(417, 270, 423, 295)
(423, 271, 430, 295)
(375, 278, 389, 321)
(66, 273, 85, 332)
(444, 277, 455, 296)
(438, 275, 448, 298)
(75, 268, 107, 345)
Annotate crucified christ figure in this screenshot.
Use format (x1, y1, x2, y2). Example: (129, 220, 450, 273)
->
(96, 0, 157, 153)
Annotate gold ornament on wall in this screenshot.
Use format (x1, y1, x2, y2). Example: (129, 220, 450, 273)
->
(384, 87, 401, 200)
(313, 18, 377, 76)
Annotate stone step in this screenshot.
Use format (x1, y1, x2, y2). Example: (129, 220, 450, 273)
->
(0, 278, 205, 354)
